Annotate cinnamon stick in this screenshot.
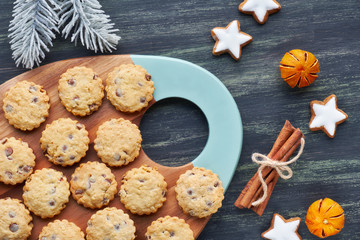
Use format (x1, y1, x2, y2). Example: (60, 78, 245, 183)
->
(251, 138, 302, 216)
(234, 121, 304, 216)
(249, 137, 302, 205)
(234, 121, 295, 209)
(268, 120, 296, 158)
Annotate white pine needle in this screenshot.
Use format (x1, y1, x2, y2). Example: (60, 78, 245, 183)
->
(58, 0, 121, 53)
(9, 0, 60, 69)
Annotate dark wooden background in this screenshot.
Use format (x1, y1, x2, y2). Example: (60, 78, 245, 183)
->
(0, 0, 359, 239)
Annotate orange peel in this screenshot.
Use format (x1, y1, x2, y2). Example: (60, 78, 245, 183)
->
(305, 198, 345, 238)
(279, 49, 319, 88)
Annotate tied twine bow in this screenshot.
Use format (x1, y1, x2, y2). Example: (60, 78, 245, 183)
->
(251, 138, 305, 207)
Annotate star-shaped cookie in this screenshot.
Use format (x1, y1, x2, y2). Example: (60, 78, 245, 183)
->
(262, 213, 302, 240)
(239, 0, 281, 24)
(211, 20, 252, 60)
(309, 94, 348, 138)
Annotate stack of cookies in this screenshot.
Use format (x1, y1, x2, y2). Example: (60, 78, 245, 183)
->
(0, 63, 224, 240)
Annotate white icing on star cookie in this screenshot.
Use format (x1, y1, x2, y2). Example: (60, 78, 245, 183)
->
(309, 94, 348, 138)
(211, 20, 252, 60)
(262, 213, 302, 240)
(239, 0, 281, 24)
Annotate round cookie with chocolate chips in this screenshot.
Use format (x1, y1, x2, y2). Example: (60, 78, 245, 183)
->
(40, 118, 90, 167)
(3, 80, 50, 131)
(119, 165, 167, 215)
(39, 219, 85, 240)
(70, 161, 117, 209)
(105, 64, 154, 113)
(0, 137, 35, 185)
(0, 198, 33, 240)
(145, 216, 194, 240)
(175, 167, 224, 218)
(94, 118, 142, 167)
(86, 207, 136, 240)
(58, 66, 104, 116)
(23, 168, 70, 218)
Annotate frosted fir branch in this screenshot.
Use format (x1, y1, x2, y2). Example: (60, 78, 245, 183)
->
(9, 0, 60, 69)
(58, 0, 120, 53)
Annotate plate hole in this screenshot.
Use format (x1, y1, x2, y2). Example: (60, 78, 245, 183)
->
(139, 98, 209, 167)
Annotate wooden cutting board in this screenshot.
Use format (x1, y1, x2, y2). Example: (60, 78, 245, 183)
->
(0, 55, 243, 239)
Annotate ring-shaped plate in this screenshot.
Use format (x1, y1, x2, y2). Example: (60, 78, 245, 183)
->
(132, 55, 243, 190)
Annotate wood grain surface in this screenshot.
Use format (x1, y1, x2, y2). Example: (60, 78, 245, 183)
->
(0, 0, 359, 239)
(0, 55, 213, 239)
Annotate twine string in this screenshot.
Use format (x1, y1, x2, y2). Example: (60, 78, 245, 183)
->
(251, 138, 305, 207)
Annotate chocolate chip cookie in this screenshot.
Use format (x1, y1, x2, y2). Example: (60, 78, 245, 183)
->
(23, 168, 70, 218)
(175, 167, 224, 218)
(105, 64, 154, 112)
(0, 137, 35, 185)
(40, 118, 89, 166)
(58, 66, 104, 116)
(0, 198, 33, 240)
(70, 161, 117, 209)
(39, 219, 85, 240)
(3, 80, 50, 131)
(94, 118, 142, 167)
(145, 216, 194, 240)
(86, 207, 136, 240)
(119, 165, 167, 215)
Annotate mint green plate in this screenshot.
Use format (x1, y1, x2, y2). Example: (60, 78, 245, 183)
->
(131, 55, 243, 190)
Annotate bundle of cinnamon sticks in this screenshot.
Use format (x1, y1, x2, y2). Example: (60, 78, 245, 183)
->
(234, 120, 304, 216)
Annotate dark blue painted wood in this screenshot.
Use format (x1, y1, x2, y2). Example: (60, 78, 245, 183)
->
(0, 0, 359, 239)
